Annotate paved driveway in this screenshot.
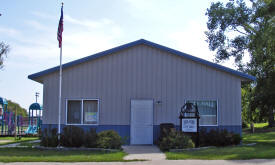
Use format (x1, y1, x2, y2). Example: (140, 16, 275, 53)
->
(0, 160, 275, 165)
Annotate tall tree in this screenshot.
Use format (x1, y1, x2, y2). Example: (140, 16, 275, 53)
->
(205, 0, 275, 126)
(7, 100, 28, 117)
(0, 42, 9, 69)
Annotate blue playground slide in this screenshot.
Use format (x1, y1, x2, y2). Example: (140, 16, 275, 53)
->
(25, 125, 38, 134)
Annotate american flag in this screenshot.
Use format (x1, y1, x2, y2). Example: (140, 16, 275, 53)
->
(57, 5, 63, 48)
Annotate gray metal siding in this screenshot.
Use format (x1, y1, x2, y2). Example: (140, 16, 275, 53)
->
(42, 45, 242, 126)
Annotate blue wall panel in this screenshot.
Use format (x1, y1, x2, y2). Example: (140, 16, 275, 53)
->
(153, 125, 160, 143)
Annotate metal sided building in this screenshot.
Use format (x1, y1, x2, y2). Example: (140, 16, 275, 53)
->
(28, 39, 255, 145)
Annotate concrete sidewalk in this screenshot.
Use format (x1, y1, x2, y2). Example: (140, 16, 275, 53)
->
(0, 160, 275, 165)
(0, 140, 40, 148)
(123, 145, 166, 161)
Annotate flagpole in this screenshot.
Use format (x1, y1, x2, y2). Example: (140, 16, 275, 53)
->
(58, 42, 62, 142)
(58, 2, 63, 145)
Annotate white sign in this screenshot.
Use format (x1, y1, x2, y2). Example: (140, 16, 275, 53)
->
(85, 112, 97, 122)
(182, 118, 197, 132)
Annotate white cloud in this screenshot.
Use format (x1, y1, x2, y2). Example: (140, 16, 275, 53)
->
(11, 42, 58, 60)
(65, 14, 113, 29)
(123, 0, 191, 23)
(0, 27, 20, 37)
(62, 28, 123, 62)
(25, 20, 50, 31)
(167, 21, 237, 69)
(58, 15, 124, 61)
(168, 21, 214, 59)
(4, 13, 123, 64)
(30, 11, 56, 20)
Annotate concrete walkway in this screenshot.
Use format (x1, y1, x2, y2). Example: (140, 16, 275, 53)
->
(1, 160, 275, 165)
(0, 140, 13, 144)
(0, 140, 40, 148)
(123, 145, 166, 161)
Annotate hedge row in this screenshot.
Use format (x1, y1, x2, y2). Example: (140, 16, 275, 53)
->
(157, 123, 242, 151)
(40, 126, 122, 149)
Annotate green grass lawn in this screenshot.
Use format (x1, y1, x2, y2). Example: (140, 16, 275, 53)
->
(0, 148, 127, 162)
(243, 123, 275, 133)
(0, 137, 38, 146)
(166, 123, 275, 160)
(253, 123, 268, 128)
(0, 137, 128, 162)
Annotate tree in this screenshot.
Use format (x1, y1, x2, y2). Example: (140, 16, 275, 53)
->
(7, 100, 28, 117)
(0, 42, 9, 69)
(242, 85, 263, 124)
(241, 87, 250, 125)
(205, 0, 275, 127)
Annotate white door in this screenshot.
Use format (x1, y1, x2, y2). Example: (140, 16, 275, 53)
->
(131, 100, 153, 144)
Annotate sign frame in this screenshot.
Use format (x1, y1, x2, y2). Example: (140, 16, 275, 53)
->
(179, 102, 200, 147)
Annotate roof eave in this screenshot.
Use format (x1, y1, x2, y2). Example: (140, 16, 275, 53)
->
(28, 75, 43, 84)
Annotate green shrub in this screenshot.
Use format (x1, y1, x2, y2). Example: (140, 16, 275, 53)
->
(97, 130, 122, 149)
(198, 128, 242, 147)
(159, 123, 175, 139)
(60, 126, 85, 147)
(242, 121, 248, 128)
(232, 133, 242, 145)
(40, 128, 58, 147)
(41, 126, 123, 149)
(84, 128, 98, 148)
(156, 123, 175, 145)
(158, 128, 194, 151)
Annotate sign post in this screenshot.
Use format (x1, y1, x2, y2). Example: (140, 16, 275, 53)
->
(179, 103, 200, 147)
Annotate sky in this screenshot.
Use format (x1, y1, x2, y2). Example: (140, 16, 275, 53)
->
(0, 0, 233, 109)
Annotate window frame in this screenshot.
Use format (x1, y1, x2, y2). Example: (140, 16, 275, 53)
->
(184, 99, 218, 126)
(66, 98, 100, 125)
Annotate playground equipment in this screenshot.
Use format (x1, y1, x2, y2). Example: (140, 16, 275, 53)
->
(0, 97, 25, 136)
(0, 94, 43, 136)
(0, 97, 8, 134)
(25, 103, 42, 134)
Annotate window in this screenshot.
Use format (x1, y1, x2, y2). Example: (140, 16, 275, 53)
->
(67, 99, 99, 125)
(186, 100, 217, 126)
(67, 100, 81, 124)
(83, 100, 98, 124)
